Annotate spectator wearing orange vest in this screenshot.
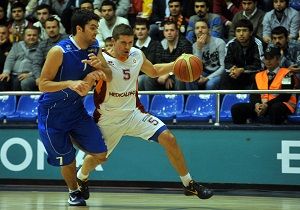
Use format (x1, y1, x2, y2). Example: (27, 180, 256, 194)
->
(231, 46, 297, 125)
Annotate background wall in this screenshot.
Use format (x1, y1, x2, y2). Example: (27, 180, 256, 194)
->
(0, 127, 300, 186)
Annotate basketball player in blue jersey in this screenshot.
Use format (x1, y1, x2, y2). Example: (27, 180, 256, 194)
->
(77, 24, 214, 201)
(38, 10, 112, 206)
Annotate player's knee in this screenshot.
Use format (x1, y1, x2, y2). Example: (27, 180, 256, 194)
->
(92, 152, 107, 164)
(158, 130, 178, 150)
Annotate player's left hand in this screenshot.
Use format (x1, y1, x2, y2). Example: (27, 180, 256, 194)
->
(82, 53, 102, 69)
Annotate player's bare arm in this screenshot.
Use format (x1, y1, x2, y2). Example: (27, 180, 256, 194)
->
(140, 52, 174, 78)
(39, 46, 89, 94)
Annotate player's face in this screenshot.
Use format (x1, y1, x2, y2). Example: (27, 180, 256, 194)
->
(194, 2, 208, 18)
(163, 24, 178, 41)
(242, 0, 256, 15)
(45, 20, 60, 38)
(101, 5, 115, 21)
(82, 20, 99, 44)
(235, 27, 251, 44)
(169, 2, 181, 17)
(113, 35, 134, 59)
(134, 24, 148, 40)
(195, 21, 209, 36)
(36, 8, 49, 23)
(271, 34, 287, 49)
(273, 0, 287, 12)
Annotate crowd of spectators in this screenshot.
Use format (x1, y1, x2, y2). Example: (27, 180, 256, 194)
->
(0, 0, 299, 125)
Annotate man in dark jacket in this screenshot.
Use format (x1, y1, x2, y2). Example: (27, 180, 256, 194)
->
(231, 46, 297, 124)
(220, 18, 263, 90)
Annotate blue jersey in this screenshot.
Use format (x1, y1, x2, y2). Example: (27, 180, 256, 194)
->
(39, 36, 100, 108)
(38, 36, 107, 167)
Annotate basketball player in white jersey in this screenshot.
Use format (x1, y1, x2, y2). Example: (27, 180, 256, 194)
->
(77, 23, 213, 200)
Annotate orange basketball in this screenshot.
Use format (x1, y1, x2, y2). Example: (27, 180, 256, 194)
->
(173, 54, 203, 82)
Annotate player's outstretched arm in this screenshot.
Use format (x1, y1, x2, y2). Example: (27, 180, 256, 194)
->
(39, 46, 88, 93)
(140, 52, 174, 78)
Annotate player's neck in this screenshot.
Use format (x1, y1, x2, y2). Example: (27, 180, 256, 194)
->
(73, 35, 89, 49)
(111, 49, 127, 62)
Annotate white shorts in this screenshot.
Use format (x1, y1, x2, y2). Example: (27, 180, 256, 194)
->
(97, 108, 167, 156)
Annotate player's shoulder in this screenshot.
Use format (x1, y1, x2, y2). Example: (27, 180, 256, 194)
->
(129, 47, 143, 57)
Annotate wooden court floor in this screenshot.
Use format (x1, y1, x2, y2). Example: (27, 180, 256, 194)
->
(0, 190, 299, 210)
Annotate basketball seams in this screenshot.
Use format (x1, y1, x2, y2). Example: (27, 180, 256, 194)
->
(173, 54, 203, 82)
(184, 55, 193, 82)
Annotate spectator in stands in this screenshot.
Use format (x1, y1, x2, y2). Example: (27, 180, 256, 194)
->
(61, 0, 95, 35)
(186, 19, 226, 90)
(133, 18, 160, 90)
(220, 19, 263, 90)
(104, 36, 113, 51)
(0, 5, 8, 26)
(80, 0, 94, 11)
(33, 4, 66, 41)
(96, 0, 129, 47)
(0, 25, 12, 74)
(7, 2, 33, 43)
(149, 0, 188, 41)
(94, 0, 130, 17)
(138, 20, 192, 91)
(32, 16, 68, 86)
(213, 0, 242, 28)
(134, 18, 160, 64)
(231, 46, 297, 124)
(262, 0, 300, 44)
(270, 26, 300, 79)
(229, 0, 265, 41)
(149, 0, 168, 28)
(0, 26, 39, 91)
(186, 0, 223, 43)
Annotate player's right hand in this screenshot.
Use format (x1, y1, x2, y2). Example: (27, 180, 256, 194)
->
(69, 80, 90, 96)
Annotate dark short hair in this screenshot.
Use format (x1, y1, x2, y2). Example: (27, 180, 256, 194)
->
(134, 18, 150, 30)
(112, 24, 134, 40)
(100, 0, 116, 11)
(162, 20, 178, 29)
(36, 3, 52, 13)
(168, 0, 182, 5)
(234, 19, 253, 32)
(195, 0, 209, 8)
(25, 25, 40, 34)
(71, 9, 99, 35)
(195, 18, 210, 29)
(271, 26, 289, 38)
(11, 2, 25, 12)
(45, 16, 60, 27)
(273, 0, 289, 4)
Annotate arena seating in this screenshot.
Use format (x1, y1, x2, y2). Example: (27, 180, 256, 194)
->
(149, 94, 184, 121)
(176, 94, 216, 122)
(6, 95, 39, 123)
(0, 95, 17, 122)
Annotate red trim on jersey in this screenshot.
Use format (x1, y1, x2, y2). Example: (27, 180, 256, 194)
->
(93, 80, 107, 123)
(136, 82, 146, 113)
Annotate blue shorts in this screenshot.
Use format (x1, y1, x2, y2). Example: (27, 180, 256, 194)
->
(38, 102, 107, 166)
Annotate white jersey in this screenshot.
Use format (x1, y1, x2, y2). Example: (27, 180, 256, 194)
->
(95, 47, 144, 116)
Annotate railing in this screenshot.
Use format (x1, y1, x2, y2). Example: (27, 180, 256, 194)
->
(1, 90, 300, 126)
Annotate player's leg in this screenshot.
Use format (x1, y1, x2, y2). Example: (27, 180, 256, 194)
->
(126, 110, 213, 199)
(38, 116, 86, 206)
(76, 115, 125, 199)
(157, 130, 213, 199)
(71, 115, 108, 199)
